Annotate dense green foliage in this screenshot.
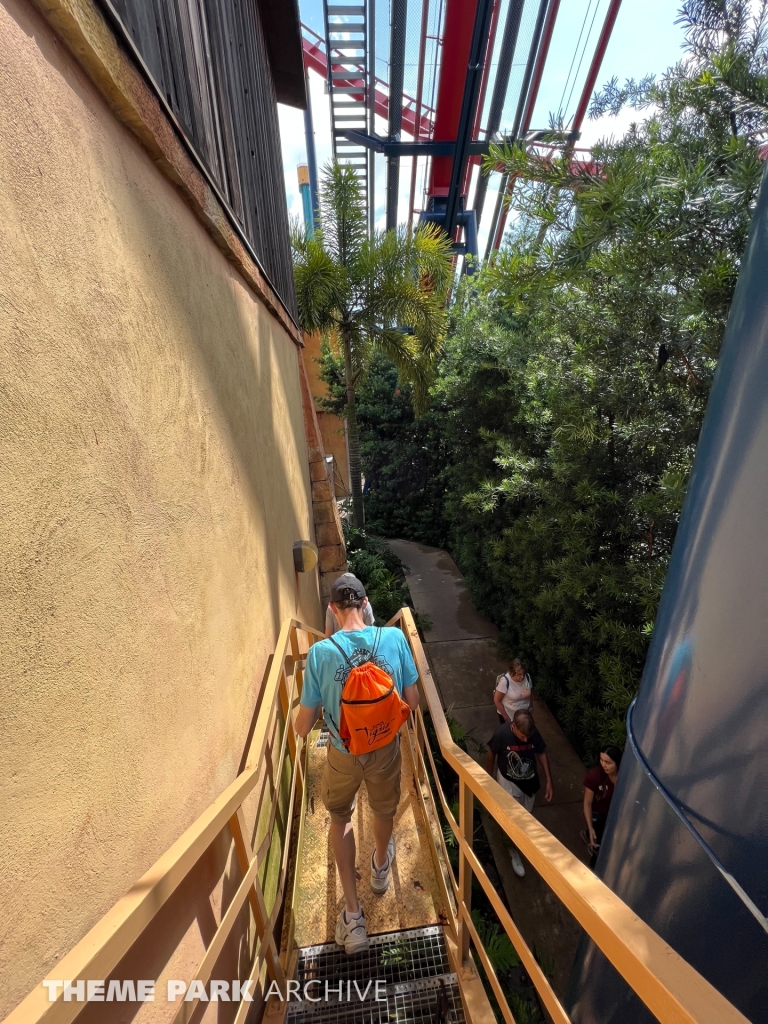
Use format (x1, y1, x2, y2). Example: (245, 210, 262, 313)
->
(328, 0, 768, 759)
(343, 528, 410, 624)
(318, 346, 449, 541)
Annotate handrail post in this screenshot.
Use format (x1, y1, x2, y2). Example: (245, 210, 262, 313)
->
(411, 707, 426, 786)
(457, 778, 474, 962)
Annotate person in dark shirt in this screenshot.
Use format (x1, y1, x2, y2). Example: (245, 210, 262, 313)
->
(581, 745, 623, 867)
(485, 709, 553, 877)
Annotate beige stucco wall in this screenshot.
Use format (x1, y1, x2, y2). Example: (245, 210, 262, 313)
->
(301, 331, 351, 495)
(0, 0, 321, 1014)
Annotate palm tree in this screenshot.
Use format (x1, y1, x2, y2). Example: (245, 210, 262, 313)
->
(292, 163, 452, 528)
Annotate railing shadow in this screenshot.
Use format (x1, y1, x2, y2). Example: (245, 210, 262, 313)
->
(6, 619, 322, 1024)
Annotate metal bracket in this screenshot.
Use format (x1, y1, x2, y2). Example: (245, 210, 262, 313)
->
(341, 129, 490, 158)
(524, 128, 582, 144)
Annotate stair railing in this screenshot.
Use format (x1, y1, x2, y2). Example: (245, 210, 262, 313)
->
(8, 610, 750, 1024)
(392, 606, 748, 1024)
(6, 617, 323, 1024)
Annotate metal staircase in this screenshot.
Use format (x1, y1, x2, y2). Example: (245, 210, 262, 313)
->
(8, 611, 750, 1024)
(323, 3, 370, 210)
(289, 927, 464, 1024)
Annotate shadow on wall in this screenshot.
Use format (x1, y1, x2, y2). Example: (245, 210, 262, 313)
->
(1, 0, 319, 1017)
(75, 829, 255, 1024)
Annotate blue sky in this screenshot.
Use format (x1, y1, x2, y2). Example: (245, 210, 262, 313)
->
(279, 0, 687, 252)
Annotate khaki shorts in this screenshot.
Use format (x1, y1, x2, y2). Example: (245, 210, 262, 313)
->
(321, 736, 402, 825)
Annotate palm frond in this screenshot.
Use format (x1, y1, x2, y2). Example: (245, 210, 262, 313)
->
(319, 163, 368, 270)
(369, 325, 435, 413)
(291, 229, 345, 333)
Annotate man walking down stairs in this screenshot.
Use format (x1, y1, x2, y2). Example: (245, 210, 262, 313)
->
(295, 574, 420, 954)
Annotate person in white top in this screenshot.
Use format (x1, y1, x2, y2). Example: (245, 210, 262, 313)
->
(494, 658, 532, 724)
(325, 573, 375, 635)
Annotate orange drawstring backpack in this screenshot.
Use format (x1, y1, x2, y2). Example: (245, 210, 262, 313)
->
(328, 629, 411, 754)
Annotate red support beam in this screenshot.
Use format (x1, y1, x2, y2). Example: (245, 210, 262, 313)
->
(571, 0, 623, 132)
(302, 36, 433, 139)
(428, 0, 480, 198)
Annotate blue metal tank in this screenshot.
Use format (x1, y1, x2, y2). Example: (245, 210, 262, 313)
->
(567, 173, 768, 1022)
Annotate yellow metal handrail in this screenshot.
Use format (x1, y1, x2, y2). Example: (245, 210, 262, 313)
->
(8, 611, 749, 1024)
(392, 606, 748, 1024)
(6, 617, 323, 1024)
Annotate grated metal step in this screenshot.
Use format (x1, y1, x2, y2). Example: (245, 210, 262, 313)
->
(289, 926, 464, 1023)
(297, 926, 450, 985)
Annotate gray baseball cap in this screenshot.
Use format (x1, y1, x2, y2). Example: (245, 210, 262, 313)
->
(330, 573, 366, 603)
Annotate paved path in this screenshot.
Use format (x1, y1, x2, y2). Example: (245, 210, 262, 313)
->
(388, 539, 589, 999)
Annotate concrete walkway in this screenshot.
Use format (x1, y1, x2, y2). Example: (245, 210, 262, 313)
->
(387, 539, 589, 1000)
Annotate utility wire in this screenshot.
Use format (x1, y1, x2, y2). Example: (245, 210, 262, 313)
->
(563, 0, 602, 125)
(556, 0, 597, 120)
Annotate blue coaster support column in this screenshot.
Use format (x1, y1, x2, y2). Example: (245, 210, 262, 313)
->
(567, 171, 768, 1024)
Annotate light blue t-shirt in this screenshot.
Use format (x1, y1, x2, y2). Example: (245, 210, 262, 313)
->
(301, 626, 419, 752)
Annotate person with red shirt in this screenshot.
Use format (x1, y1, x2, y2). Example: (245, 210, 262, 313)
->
(581, 745, 623, 867)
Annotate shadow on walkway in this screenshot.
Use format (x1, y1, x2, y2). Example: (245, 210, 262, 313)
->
(387, 538, 589, 1000)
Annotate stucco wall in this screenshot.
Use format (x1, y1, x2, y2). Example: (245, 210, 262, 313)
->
(302, 331, 351, 496)
(0, 0, 321, 1014)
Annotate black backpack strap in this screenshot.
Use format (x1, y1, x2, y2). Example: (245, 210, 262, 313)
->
(328, 635, 355, 669)
(371, 627, 382, 661)
(330, 628, 381, 665)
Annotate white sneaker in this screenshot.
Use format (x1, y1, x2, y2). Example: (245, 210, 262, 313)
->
(335, 907, 369, 954)
(509, 848, 526, 878)
(370, 837, 396, 894)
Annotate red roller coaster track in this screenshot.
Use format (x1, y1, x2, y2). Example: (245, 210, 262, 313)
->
(302, 0, 624, 255)
(301, 25, 435, 142)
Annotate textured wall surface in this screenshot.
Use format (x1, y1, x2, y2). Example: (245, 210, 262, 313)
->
(0, 0, 320, 1014)
(302, 331, 351, 494)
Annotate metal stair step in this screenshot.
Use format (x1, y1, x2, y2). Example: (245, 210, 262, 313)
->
(289, 927, 464, 1022)
(296, 926, 450, 985)
(325, 0, 370, 216)
(286, 976, 465, 1023)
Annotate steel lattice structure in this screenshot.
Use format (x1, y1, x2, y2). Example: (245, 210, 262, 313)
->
(302, 0, 623, 264)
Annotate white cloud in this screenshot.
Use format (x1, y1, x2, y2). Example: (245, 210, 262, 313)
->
(578, 103, 656, 149)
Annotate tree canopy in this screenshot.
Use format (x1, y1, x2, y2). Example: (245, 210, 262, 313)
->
(340, 0, 768, 760)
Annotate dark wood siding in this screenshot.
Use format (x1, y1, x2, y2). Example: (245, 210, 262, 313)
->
(102, 0, 297, 318)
